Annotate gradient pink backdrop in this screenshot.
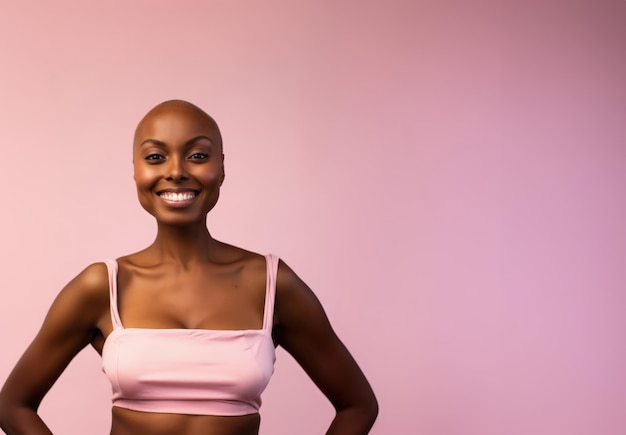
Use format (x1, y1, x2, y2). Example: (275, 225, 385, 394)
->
(1, 1, 625, 434)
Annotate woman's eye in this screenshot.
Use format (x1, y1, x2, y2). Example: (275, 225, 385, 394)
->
(145, 154, 164, 161)
(189, 153, 209, 160)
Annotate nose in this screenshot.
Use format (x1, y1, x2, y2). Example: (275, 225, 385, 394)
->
(165, 156, 189, 182)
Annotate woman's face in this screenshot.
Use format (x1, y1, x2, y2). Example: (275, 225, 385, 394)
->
(132, 104, 225, 227)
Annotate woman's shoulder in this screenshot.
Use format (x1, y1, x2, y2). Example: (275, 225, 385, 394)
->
(113, 248, 151, 269)
(46, 262, 111, 327)
(215, 241, 270, 263)
(65, 262, 110, 296)
(212, 242, 274, 280)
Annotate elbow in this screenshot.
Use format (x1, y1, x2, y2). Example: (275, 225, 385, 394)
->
(372, 396, 379, 420)
(0, 393, 34, 433)
(0, 391, 8, 421)
(0, 396, 14, 433)
(357, 390, 379, 431)
(335, 392, 379, 432)
(364, 394, 379, 428)
(0, 397, 10, 432)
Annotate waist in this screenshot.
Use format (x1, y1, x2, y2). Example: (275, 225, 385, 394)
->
(111, 406, 260, 435)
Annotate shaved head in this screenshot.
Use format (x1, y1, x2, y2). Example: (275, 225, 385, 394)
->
(134, 99, 223, 150)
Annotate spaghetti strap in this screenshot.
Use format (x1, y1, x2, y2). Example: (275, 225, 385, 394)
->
(103, 259, 123, 330)
(262, 254, 279, 331)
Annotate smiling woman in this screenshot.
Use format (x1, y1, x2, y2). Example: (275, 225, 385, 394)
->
(0, 100, 378, 435)
(133, 102, 225, 227)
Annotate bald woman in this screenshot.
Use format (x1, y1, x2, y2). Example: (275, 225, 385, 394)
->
(0, 100, 378, 435)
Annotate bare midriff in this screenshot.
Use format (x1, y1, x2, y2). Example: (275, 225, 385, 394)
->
(110, 407, 260, 435)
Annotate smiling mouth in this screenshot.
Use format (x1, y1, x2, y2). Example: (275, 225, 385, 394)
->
(158, 191, 197, 202)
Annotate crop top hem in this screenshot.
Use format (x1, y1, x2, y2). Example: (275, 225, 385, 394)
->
(112, 400, 259, 416)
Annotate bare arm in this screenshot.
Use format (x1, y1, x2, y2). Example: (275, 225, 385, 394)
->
(0, 263, 109, 435)
(274, 260, 378, 435)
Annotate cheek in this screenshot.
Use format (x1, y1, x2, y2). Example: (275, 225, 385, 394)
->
(133, 165, 158, 190)
(133, 168, 156, 214)
(192, 166, 223, 186)
(205, 172, 222, 185)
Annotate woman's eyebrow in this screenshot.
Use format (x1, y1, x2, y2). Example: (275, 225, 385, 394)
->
(139, 136, 214, 148)
(139, 138, 166, 148)
(184, 136, 214, 147)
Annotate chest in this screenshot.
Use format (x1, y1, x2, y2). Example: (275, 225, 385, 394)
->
(116, 265, 267, 330)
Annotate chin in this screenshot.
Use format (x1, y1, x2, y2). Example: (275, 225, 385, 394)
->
(154, 214, 208, 227)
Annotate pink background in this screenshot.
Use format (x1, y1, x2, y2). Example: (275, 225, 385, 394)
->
(1, 1, 625, 434)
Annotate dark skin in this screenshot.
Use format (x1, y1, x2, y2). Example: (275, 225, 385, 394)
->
(0, 100, 378, 435)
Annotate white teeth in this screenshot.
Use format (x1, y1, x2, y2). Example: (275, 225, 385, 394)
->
(160, 192, 196, 201)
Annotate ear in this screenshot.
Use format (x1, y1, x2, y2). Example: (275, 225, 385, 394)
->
(220, 154, 226, 186)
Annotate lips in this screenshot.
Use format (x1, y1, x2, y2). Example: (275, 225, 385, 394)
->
(156, 189, 199, 207)
(158, 191, 197, 201)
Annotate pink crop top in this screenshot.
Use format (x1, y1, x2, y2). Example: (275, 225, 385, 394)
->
(101, 255, 278, 416)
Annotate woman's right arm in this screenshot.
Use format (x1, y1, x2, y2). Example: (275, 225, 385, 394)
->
(0, 263, 110, 435)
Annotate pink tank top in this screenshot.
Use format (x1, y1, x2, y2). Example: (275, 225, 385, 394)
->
(101, 255, 278, 416)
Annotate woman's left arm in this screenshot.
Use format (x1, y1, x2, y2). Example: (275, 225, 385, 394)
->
(273, 260, 379, 435)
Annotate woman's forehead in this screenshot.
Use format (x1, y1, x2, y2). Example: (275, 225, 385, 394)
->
(134, 101, 222, 147)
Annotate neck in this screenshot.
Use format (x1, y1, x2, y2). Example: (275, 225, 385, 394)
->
(149, 221, 217, 265)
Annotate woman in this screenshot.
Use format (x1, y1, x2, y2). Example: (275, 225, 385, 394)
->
(0, 100, 378, 435)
